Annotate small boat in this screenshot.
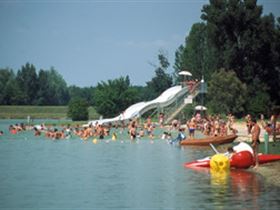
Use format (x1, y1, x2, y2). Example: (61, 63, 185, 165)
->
(180, 134, 237, 146)
(185, 142, 280, 169)
(185, 153, 280, 169)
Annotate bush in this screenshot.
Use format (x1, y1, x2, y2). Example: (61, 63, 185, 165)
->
(246, 90, 271, 117)
(206, 69, 247, 116)
(93, 76, 139, 118)
(67, 98, 89, 121)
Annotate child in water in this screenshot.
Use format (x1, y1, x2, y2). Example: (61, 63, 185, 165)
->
(170, 129, 185, 144)
(112, 132, 117, 141)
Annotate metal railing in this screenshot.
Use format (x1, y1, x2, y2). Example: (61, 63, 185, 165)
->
(164, 82, 202, 124)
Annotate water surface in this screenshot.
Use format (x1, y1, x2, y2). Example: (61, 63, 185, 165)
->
(0, 120, 279, 209)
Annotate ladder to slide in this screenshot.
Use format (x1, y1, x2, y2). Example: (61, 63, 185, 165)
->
(164, 84, 201, 124)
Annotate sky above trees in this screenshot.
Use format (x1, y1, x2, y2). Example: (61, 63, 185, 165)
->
(0, 0, 280, 87)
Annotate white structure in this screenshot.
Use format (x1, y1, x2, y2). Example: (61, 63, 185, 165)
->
(87, 85, 188, 126)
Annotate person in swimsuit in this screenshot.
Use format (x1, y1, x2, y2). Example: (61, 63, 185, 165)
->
(170, 128, 185, 144)
(251, 118, 261, 169)
(187, 118, 196, 139)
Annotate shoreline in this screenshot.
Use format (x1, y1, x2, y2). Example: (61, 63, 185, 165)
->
(233, 121, 279, 143)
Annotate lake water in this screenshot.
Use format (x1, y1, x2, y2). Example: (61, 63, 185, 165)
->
(0, 119, 280, 209)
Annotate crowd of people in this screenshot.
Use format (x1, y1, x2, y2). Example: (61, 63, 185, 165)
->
(1, 112, 279, 145)
(1, 111, 279, 172)
(2, 118, 161, 141)
(183, 112, 237, 139)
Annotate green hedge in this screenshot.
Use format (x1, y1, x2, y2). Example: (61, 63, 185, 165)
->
(0, 106, 99, 119)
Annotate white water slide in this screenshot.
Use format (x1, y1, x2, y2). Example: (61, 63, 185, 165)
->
(87, 85, 188, 125)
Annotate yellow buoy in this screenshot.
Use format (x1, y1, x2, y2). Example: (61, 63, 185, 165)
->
(210, 168, 229, 186)
(92, 138, 98, 144)
(210, 154, 230, 172)
(112, 133, 117, 141)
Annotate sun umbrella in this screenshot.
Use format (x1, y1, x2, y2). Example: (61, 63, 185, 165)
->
(195, 105, 207, 111)
(178, 71, 192, 76)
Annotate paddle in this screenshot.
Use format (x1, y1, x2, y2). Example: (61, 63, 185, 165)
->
(209, 143, 219, 154)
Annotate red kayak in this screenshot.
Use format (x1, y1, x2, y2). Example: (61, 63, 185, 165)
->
(185, 142, 280, 169)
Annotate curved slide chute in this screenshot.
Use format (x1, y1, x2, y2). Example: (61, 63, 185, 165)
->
(87, 85, 188, 126)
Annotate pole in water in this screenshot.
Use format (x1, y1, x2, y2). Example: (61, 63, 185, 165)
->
(27, 115, 30, 125)
(264, 131, 269, 154)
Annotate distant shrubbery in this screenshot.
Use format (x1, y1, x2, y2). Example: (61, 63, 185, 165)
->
(0, 51, 172, 118)
(67, 98, 89, 121)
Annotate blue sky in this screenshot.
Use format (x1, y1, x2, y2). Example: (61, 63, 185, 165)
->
(0, 0, 280, 87)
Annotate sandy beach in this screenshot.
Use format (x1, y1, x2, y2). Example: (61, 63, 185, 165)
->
(234, 121, 278, 143)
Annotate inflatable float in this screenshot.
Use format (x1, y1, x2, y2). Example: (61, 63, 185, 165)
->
(185, 142, 280, 169)
(180, 134, 237, 146)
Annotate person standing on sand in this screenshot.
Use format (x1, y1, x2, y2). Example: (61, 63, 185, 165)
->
(158, 113, 164, 128)
(245, 114, 253, 134)
(227, 113, 238, 134)
(187, 117, 196, 139)
(251, 118, 261, 169)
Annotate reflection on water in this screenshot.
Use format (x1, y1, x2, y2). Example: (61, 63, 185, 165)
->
(230, 170, 262, 210)
(210, 169, 230, 210)
(189, 164, 280, 210)
(0, 120, 280, 209)
(211, 169, 262, 210)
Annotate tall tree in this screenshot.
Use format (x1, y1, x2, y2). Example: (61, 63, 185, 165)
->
(174, 23, 218, 82)
(0, 68, 25, 104)
(207, 69, 247, 116)
(200, 0, 280, 105)
(68, 85, 95, 105)
(37, 70, 53, 105)
(16, 63, 38, 104)
(0, 68, 14, 104)
(146, 51, 173, 100)
(173, 0, 280, 114)
(37, 68, 69, 105)
(201, 0, 263, 78)
(4, 78, 25, 105)
(47, 67, 69, 105)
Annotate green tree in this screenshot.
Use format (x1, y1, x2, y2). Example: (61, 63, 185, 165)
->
(146, 52, 173, 100)
(93, 76, 139, 118)
(37, 70, 53, 105)
(200, 0, 280, 105)
(68, 85, 95, 105)
(245, 77, 271, 116)
(48, 67, 69, 105)
(37, 68, 69, 105)
(16, 63, 38, 104)
(0, 68, 14, 104)
(174, 23, 218, 82)
(173, 0, 280, 115)
(67, 98, 89, 121)
(4, 78, 25, 104)
(132, 85, 154, 102)
(173, 44, 185, 84)
(0, 68, 25, 104)
(207, 69, 247, 116)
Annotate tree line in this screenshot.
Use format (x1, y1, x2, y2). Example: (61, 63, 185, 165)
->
(1, 0, 280, 119)
(0, 63, 69, 105)
(0, 52, 172, 119)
